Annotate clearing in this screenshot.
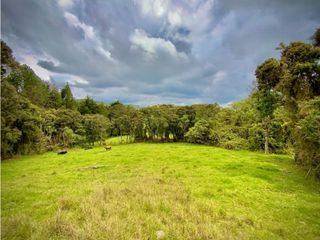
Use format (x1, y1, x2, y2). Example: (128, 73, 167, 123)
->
(1, 143, 320, 239)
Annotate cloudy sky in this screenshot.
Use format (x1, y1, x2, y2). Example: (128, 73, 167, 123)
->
(2, 0, 320, 105)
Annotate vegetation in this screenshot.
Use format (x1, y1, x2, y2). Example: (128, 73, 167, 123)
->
(255, 38, 320, 177)
(1, 28, 320, 178)
(2, 144, 320, 239)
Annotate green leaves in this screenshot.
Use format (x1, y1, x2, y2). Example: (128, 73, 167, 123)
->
(1, 80, 44, 157)
(83, 114, 110, 144)
(254, 28, 320, 176)
(61, 83, 77, 110)
(185, 119, 210, 144)
(78, 96, 101, 115)
(298, 97, 320, 144)
(255, 58, 281, 91)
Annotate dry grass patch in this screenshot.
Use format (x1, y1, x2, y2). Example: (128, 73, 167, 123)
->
(30, 176, 256, 239)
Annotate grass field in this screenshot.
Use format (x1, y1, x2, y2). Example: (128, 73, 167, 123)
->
(1, 143, 320, 239)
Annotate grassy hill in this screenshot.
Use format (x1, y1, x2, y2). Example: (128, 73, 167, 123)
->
(2, 143, 320, 239)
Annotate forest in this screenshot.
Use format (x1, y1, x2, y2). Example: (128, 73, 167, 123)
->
(1, 28, 320, 178)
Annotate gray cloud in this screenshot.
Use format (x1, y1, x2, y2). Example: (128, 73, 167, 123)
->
(2, 0, 320, 105)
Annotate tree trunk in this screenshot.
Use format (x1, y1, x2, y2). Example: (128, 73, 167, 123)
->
(264, 131, 269, 154)
(263, 117, 270, 154)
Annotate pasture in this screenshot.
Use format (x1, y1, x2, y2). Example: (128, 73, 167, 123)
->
(2, 143, 320, 239)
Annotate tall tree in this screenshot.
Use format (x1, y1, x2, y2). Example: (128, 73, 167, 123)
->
(61, 83, 77, 110)
(78, 96, 100, 115)
(107, 101, 126, 137)
(1, 40, 19, 77)
(255, 58, 281, 153)
(83, 114, 110, 145)
(278, 39, 320, 175)
(311, 28, 320, 47)
(6, 65, 51, 107)
(46, 87, 62, 109)
(1, 80, 44, 158)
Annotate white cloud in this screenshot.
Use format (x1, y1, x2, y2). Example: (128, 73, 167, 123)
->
(64, 12, 95, 40)
(18, 54, 52, 81)
(130, 29, 187, 60)
(63, 11, 118, 63)
(50, 72, 89, 88)
(57, 0, 75, 8)
(135, 0, 215, 38)
(18, 53, 89, 87)
(65, 74, 89, 85)
(153, 0, 169, 17)
(188, 0, 215, 36)
(97, 46, 112, 60)
(135, 0, 169, 18)
(168, 9, 182, 27)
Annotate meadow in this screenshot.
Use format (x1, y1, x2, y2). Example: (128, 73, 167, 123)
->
(2, 143, 320, 239)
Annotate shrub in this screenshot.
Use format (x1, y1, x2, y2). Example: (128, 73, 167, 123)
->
(185, 120, 210, 144)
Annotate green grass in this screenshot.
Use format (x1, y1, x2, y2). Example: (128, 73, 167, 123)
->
(1, 143, 320, 239)
(105, 136, 133, 145)
(105, 136, 124, 145)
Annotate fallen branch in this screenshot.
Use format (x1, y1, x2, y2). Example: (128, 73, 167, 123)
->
(305, 163, 320, 179)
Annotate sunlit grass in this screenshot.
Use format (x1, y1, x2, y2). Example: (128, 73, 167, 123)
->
(2, 143, 320, 239)
(105, 135, 132, 145)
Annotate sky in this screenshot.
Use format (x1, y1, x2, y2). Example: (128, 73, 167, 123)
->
(2, 0, 320, 105)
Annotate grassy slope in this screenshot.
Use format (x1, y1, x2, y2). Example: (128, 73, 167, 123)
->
(1, 143, 320, 239)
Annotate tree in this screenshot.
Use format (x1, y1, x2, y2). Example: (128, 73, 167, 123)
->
(128, 108, 144, 141)
(185, 119, 210, 144)
(209, 107, 248, 150)
(254, 28, 320, 176)
(78, 96, 101, 115)
(296, 97, 320, 178)
(1, 80, 44, 158)
(6, 65, 51, 107)
(41, 109, 58, 149)
(54, 108, 83, 147)
(192, 104, 220, 121)
(46, 87, 62, 109)
(83, 114, 110, 145)
(142, 106, 169, 141)
(108, 101, 125, 136)
(255, 58, 281, 153)
(61, 83, 77, 110)
(1, 40, 19, 77)
(279, 42, 320, 108)
(279, 40, 320, 171)
(311, 28, 320, 47)
(166, 106, 195, 142)
(1, 81, 23, 158)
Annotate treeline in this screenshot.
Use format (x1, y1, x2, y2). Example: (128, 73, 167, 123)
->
(254, 29, 320, 178)
(1, 29, 319, 177)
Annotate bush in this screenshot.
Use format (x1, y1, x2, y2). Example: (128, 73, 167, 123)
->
(295, 97, 320, 177)
(185, 120, 210, 144)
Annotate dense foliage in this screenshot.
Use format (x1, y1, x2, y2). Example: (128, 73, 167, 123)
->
(1, 29, 319, 178)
